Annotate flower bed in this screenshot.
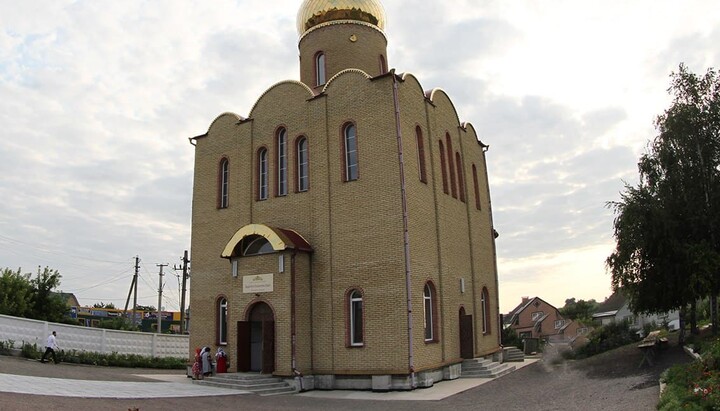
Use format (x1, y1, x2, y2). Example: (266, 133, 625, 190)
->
(659, 339, 720, 410)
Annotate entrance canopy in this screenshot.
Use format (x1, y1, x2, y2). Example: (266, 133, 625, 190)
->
(221, 224, 313, 258)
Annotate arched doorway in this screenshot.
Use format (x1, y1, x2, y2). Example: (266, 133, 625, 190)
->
(459, 307, 474, 359)
(237, 302, 275, 373)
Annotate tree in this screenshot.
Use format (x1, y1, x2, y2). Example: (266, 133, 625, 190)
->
(0, 268, 33, 317)
(29, 267, 68, 322)
(559, 298, 598, 323)
(93, 302, 116, 309)
(607, 64, 720, 335)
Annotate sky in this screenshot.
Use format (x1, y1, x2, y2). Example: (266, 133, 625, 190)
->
(0, 0, 718, 314)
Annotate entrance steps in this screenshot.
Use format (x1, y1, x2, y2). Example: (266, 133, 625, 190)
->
(193, 372, 295, 396)
(502, 346, 526, 362)
(460, 357, 516, 378)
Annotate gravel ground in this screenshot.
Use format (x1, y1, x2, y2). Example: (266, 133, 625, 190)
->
(0, 338, 691, 411)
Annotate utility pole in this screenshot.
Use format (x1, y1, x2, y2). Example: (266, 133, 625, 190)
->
(157, 263, 168, 333)
(173, 251, 190, 334)
(123, 256, 140, 326)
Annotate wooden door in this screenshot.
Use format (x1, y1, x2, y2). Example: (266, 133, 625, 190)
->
(460, 312, 474, 359)
(262, 320, 275, 374)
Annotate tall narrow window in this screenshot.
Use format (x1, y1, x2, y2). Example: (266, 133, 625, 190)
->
(472, 164, 481, 210)
(416, 127, 427, 183)
(344, 123, 358, 181)
(379, 55, 386, 74)
(439, 140, 448, 194)
(218, 158, 229, 208)
(277, 128, 287, 196)
(297, 136, 309, 192)
(218, 297, 228, 345)
(349, 289, 363, 346)
(481, 287, 491, 335)
(424, 283, 436, 341)
(446, 133, 456, 198)
(455, 152, 465, 202)
(258, 148, 268, 200)
(316, 52, 326, 86)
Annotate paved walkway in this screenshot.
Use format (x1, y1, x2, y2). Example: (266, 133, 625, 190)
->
(0, 359, 538, 400)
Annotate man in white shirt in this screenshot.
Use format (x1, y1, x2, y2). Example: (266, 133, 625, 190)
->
(40, 331, 59, 364)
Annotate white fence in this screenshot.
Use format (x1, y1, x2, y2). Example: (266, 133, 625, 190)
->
(0, 314, 189, 358)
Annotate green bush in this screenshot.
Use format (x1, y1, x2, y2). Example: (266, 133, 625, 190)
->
(575, 321, 640, 358)
(21, 342, 41, 359)
(16, 343, 185, 369)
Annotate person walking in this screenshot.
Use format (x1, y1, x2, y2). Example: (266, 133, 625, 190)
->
(201, 346, 213, 377)
(215, 347, 228, 373)
(191, 347, 202, 380)
(40, 331, 59, 364)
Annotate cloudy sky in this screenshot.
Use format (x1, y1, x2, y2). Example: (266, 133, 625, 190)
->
(1, 0, 718, 314)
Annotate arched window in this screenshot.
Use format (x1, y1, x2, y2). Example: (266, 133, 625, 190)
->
(379, 54, 386, 74)
(239, 235, 275, 256)
(343, 123, 358, 181)
(472, 164, 481, 210)
(217, 297, 228, 345)
(455, 152, 465, 202)
(446, 133, 456, 198)
(348, 289, 364, 346)
(297, 136, 309, 192)
(416, 126, 427, 183)
(316, 52, 326, 86)
(258, 148, 268, 200)
(481, 287, 491, 335)
(423, 282, 438, 342)
(218, 158, 229, 209)
(277, 128, 287, 196)
(439, 140, 448, 194)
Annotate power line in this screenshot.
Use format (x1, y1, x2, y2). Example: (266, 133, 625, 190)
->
(0, 234, 131, 264)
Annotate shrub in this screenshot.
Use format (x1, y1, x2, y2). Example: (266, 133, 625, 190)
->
(659, 339, 720, 410)
(575, 321, 639, 358)
(21, 342, 41, 359)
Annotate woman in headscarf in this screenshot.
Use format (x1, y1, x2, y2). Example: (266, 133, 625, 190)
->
(201, 346, 212, 377)
(191, 347, 202, 380)
(215, 347, 228, 373)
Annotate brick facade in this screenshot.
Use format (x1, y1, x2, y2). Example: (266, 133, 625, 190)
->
(188, 2, 500, 389)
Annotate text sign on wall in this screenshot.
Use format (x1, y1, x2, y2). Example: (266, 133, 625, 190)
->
(243, 274, 274, 293)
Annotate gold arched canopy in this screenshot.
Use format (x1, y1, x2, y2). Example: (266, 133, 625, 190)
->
(221, 224, 313, 258)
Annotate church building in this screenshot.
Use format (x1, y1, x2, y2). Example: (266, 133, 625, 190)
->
(188, 0, 501, 391)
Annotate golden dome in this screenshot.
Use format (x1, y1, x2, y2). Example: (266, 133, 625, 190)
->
(297, 0, 386, 36)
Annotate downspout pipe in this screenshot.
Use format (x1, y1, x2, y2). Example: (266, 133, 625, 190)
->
(290, 251, 303, 391)
(391, 71, 416, 388)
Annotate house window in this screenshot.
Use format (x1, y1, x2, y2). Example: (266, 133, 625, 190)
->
(297, 136, 309, 192)
(577, 327, 588, 335)
(277, 128, 287, 196)
(240, 235, 274, 256)
(439, 140, 448, 194)
(423, 282, 437, 341)
(554, 319, 565, 329)
(343, 123, 358, 181)
(531, 311, 544, 321)
(258, 148, 268, 200)
(416, 126, 427, 183)
(472, 163, 481, 210)
(218, 158, 229, 209)
(446, 134, 456, 198)
(481, 287, 491, 334)
(455, 152, 465, 202)
(379, 54, 386, 74)
(316, 52, 326, 86)
(349, 289, 363, 346)
(217, 297, 228, 345)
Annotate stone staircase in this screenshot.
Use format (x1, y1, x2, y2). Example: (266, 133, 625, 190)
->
(460, 357, 516, 378)
(503, 346, 525, 362)
(192, 373, 295, 396)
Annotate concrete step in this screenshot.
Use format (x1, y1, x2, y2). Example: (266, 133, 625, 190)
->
(192, 373, 295, 396)
(460, 364, 515, 378)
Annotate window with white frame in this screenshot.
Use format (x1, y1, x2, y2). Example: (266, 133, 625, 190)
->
(219, 158, 229, 208)
(554, 319, 565, 329)
(297, 137, 308, 191)
(277, 129, 287, 196)
(258, 148, 268, 200)
(349, 289, 363, 346)
(344, 123, 358, 181)
(423, 283, 434, 341)
(218, 297, 228, 345)
(531, 311, 544, 321)
(316, 52, 326, 86)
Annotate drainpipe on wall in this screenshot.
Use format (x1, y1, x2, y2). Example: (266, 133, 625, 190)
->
(392, 71, 416, 388)
(290, 251, 303, 391)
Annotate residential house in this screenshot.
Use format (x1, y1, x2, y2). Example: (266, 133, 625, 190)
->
(592, 291, 680, 332)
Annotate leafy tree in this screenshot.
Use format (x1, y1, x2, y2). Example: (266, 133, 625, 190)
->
(0, 268, 33, 317)
(559, 298, 598, 323)
(134, 304, 156, 312)
(92, 302, 116, 309)
(607, 64, 720, 335)
(29, 267, 68, 322)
